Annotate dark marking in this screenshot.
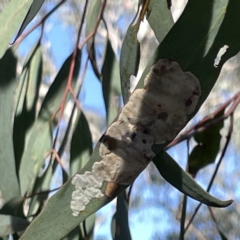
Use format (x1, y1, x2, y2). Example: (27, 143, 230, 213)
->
(185, 98, 192, 107)
(107, 137, 118, 151)
(99, 134, 106, 143)
(193, 91, 199, 95)
(158, 112, 168, 121)
(143, 129, 150, 134)
(130, 132, 137, 140)
(167, 0, 172, 10)
(143, 153, 152, 162)
(157, 104, 162, 108)
(142, 139, 146, 144)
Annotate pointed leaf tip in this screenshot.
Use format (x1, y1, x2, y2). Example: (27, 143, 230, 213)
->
(153, 151, 233, 208)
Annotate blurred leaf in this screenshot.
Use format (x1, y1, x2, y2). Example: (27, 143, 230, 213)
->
(0, 197, 25, 217)
(120, 25, 140, 104)
(62, 225, 83, 240)
(13, 42, 42, 174)
(102, 39, 121, 124)
(0, 214, 29, 237)
(111, 191, 131, 240)
(0, 49, 20, 202)
(70, 110, 92, 177)
(86, 0, 102, 79)
(27, 162, 53, 218)
(188, 109, 225, 177)
(153, 151, 233, 207)
(0, 0, 32, 58)
(147, 0, 174, 43)
(12, 0, 45, 43)
(19, 49, 81, 195)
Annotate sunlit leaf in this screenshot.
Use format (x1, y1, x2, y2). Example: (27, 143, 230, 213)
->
(120, 25, 140, 104)
(147, 0, 174, 43)
(0, 0, 32, 57)
(12, 0, 45, 43)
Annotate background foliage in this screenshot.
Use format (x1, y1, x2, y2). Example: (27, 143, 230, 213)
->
(0, 0, 240, 239)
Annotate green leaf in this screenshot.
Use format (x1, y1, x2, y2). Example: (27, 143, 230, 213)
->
(0, 214, 29, 237)
(19, 49, 81, 195)
(188, 109, 225, 177)
(120, 25, 140, 104)
(102, 39, 121, 124)
(0, 0, 32, 58)
(147, 0, 174, 43)
(70, 110, 92, 177)
(13, 42, 42, 174)
(153, 151, 233, 208)
(0, 49, 20, 202)
(85, 0, 102, 79)
(111, 191, 131, 240)
(12, 0, 45, 43)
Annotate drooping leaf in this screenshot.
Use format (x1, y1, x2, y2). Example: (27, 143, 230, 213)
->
(120, 25, 140, 104)
(85, 0, 102, 79)
(19, 49, 81, 195)
(153, 151, 233, 208)
(13, 42, 42, 174)
(0, 214, 29, 237)
(111, 191, 131, 240)
(147, 0, 174, 43)
(188, 109, 225, 177)
(102, 39, 121, 124)
(0, 0, 32, 57)
(0, 49, 20, 202)
(12, 0, 45, 43)
(70, 110, 92, 177)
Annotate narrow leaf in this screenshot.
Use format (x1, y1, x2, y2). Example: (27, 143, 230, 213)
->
(120, 25, 140, 104)
(19, 50, 81, 195)
(12, 0, 45, 43)
(0, 49, 20, 202)
(147, 0, 174, 43)
(70, 110, 92, 177)
(153, 151, 233, 208)
(102, 40, 121, 124)
(112, 191, 131, 240)
(0, 0, 32, 57)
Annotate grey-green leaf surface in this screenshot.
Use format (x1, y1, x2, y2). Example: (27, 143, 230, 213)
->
(153, 151, 233, 208)
(120, 25, 140, 104)
(0, 0, 32, 58)
(0, 214, 29, 237)
(147, 0, 174, 43)
(102, 39, 121, 124)
(13, 42, 42, 174)
(0, 49, 20, 202)
(85, 0, 102, 79)
(12, 0, 45, 43)
(70, 110, 92, 177)
(19, 50, 81, 195)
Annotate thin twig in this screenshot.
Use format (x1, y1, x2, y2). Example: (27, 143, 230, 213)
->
(184, 114, 234, 233)
(167, 91, 240, 149)
(14, 0, 67, 46)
